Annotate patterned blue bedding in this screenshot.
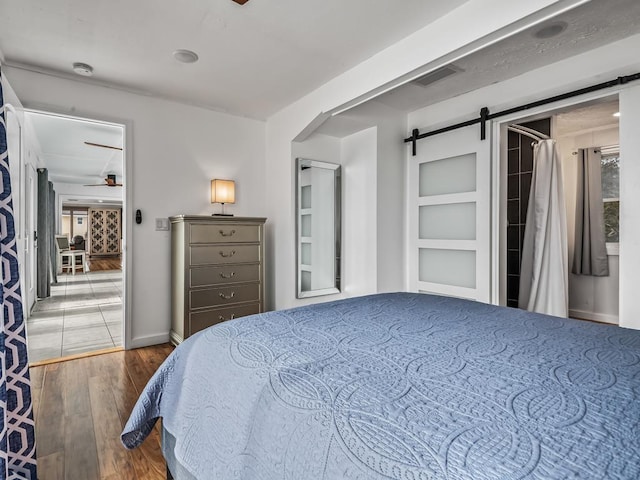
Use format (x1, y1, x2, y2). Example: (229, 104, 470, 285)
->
(121, 293, 640, 479)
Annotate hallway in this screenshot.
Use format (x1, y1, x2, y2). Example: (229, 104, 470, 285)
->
(26, 270, 123, 363)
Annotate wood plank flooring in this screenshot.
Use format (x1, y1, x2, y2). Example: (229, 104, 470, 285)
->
(31, 343, 174, 480)
(88, 256, 122, 272)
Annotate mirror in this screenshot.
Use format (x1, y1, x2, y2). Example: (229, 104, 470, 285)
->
(296, 158, 341, 298)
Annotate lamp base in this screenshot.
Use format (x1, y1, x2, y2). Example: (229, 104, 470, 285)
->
(212, 213, 234, 217)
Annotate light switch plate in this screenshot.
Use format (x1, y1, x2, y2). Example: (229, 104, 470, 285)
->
(155, 218, 169, 231)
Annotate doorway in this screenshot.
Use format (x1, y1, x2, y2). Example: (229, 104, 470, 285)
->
(23, 110, 127, 363)
(499, 95, 620, 324)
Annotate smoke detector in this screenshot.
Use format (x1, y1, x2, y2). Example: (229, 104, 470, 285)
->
(72, 62, 94, 76)
(173, 49, 199, 64)
(534, 21, 568, 39)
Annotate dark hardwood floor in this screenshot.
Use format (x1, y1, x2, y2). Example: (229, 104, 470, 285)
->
(31, 344, 174, 479)
(88, 255, 122, 272)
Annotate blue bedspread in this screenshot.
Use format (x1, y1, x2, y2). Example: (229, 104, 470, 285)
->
(122, 293, 640, 479)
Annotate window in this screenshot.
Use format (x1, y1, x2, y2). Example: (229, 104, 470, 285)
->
(601, 153, 619, 244)
(61, 207, 89, 240)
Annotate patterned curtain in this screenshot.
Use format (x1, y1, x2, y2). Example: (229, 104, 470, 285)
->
(0, 69, 37, 478)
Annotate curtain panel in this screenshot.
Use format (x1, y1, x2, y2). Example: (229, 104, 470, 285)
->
(572, 148, 609, 276)
(519, 139, 568, 317)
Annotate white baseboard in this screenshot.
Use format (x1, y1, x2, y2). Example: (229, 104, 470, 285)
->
(128, 332, 171, 349)
(569, 309, 618, 325)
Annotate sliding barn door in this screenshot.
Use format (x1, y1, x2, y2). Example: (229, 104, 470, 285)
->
(408, 124, 491, 302)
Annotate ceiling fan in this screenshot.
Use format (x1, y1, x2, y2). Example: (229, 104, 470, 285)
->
(231, 0, 250, 4)
(84, 175, 123, 187)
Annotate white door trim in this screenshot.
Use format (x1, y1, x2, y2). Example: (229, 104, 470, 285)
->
(490, 86, 629, 311)
(23, 107, 133, 349)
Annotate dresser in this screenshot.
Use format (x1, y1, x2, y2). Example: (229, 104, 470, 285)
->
(169, 215, 266, 345)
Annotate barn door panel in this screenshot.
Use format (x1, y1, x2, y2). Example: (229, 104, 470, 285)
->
(408, 124, 491, 302)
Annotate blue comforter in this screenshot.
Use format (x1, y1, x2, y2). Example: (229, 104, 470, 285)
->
(122, 293, 640, 479)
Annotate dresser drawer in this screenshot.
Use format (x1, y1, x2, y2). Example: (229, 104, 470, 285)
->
(190, 302, 261, 335)
(190, 283, 260, 309)
(190, 244, 260, 265)
(190, 264, 260, 288)
(190, 224, 260, 244)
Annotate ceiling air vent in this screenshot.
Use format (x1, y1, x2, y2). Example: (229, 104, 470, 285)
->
(413, 64, 464, 88)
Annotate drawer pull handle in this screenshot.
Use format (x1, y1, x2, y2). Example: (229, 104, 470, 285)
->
(219, 229, 236, 237)
(220, 272, 236, 279)
(218, 313, 236, 321)
(219, 292, 236, 300)
(219, 250, 236, 258)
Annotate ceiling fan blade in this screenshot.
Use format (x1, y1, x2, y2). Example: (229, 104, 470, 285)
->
(84, 141, 123, 151)
(231, 0, 250, 4)
(83, 176, 123, 187)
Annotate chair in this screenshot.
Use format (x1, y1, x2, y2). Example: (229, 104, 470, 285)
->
(55, 235, 87, 275)
(72, 235, 86, 250)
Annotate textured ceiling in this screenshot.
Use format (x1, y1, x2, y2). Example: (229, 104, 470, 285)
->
(26, 111, 124, 187)
(554, 98, 619, 137)
(0, 0, 467, 119)
(374, 0, 640, 113)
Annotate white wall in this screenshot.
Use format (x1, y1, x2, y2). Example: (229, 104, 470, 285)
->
(3, 66, 267, 347)
(287, 101, 405, 309)
(339, 102, 407, 293)
(557, 126, 619, 323)
(619, 85, 640, 330)
(265, 0, 586, 310)
(341, 127, 378, 297)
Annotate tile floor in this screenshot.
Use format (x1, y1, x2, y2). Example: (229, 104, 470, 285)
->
(26, 270, 123, 363)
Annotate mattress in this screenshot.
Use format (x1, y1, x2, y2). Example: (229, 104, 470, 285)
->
(122, 292, 640, 479)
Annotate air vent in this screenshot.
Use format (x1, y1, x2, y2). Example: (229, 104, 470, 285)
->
(413, 64, 464, 88)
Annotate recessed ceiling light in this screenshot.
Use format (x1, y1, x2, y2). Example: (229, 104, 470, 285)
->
(613, 112, 620, 117)
(173, 49, 199, 64)
(72, 62, 94, 76)
(534, 21, 568, 39)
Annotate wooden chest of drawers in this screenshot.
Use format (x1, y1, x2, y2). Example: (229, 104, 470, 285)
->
(169, 215, 266, 345)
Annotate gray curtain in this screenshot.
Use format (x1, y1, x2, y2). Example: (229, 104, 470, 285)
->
(572, 148, 609, 276)
(49, 182, 57, 284)
(36, 168, 50, 298)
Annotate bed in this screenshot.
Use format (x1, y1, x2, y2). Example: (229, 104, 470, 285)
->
(121, 292, 640, 479)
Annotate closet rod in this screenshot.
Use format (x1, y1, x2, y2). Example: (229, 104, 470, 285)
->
(404, 72, 640, 156)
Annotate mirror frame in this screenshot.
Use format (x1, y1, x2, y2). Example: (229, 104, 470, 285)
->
(295, 158, 341, 298)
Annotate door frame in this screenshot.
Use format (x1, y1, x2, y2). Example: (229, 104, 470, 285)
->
(24, 162, 37, 315)
(24, 107, 133, 349)
(490, 88, 625, 308)
(4, 104, 28, 317)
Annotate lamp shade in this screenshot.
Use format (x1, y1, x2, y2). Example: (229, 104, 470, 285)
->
(211, 179, 235, 204)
